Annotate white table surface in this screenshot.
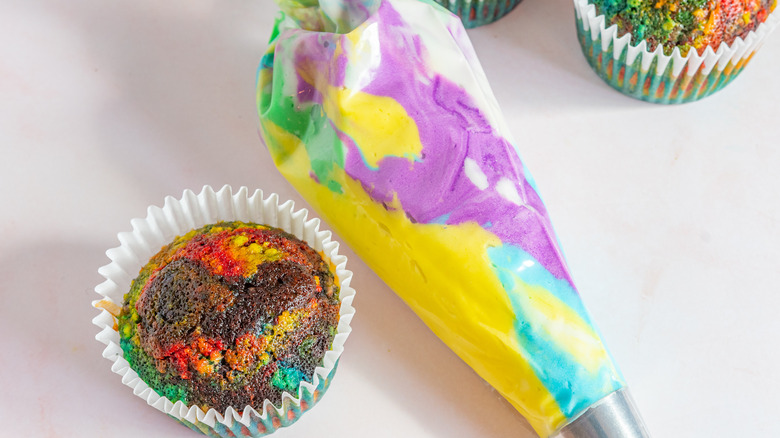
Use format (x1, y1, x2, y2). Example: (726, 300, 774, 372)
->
(2, 0, 779, 436)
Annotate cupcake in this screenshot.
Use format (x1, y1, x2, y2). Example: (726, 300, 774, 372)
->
(275, 0, 519, 30)
(432, 0, 523, 28)
(93, 186, 355, 437)
(575, 0, 779, 103)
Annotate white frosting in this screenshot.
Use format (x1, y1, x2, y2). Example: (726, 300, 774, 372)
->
(496, 177, 523, 206)
(464, 157, 489, 190)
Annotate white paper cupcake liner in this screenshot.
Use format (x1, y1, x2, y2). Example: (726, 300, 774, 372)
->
(574, 0, 780, 103)
(92, 185, 356, 437)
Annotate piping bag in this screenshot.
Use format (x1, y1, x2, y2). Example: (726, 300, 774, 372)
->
(256, 0, 650, 436)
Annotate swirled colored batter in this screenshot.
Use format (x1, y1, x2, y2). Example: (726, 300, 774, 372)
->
(592, 0, 776, 55)
(118, 222, 340, 412)
(257, 1, 624, 436)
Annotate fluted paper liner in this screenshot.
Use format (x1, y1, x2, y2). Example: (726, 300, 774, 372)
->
(92, 185, 356, 437)
(433, 0, 523, 28)
(574, 0, 780, 103)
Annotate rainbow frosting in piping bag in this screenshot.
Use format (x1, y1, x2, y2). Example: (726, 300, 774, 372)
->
(257, 0, 648, 436)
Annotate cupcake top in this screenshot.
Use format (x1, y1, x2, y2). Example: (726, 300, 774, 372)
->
(118, 221, 340, 412)
(592, 0, 776, 55)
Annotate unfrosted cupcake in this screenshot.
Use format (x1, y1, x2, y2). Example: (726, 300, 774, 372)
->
(432, 0, 523, 28)
(575, 0, 779, 103)
(93, 186, 355, 437)
(276, 0, 521, 30)
(119, 221, 341, 413)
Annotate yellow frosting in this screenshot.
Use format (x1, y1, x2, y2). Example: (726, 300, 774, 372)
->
(262, 117, 570, 433)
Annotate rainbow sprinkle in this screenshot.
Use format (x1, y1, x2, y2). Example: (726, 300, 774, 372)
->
(592, 0, 776, 55)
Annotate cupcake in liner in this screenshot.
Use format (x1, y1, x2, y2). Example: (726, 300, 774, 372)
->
(92, 185, 356, 437)
(275, 0, 519, 31)
(433, 0, 523, 28)
(574, 0, 780, 103)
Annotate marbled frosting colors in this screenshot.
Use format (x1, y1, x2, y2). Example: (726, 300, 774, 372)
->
(258, 0, 623, 435)
(593, 0, 776, 55)
(118, 221, 340, 412)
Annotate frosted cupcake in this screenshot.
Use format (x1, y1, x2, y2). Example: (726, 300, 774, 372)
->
(93, 186, 355, 437)
(575, 0, 779, 103)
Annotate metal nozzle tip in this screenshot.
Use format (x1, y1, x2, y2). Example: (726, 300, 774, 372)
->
(551, 388, 650, 438)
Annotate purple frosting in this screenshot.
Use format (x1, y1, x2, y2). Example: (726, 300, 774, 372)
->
(288, 1, 573, 284)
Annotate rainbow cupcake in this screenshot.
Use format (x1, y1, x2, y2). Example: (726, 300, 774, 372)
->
(433, 0, 523, 27)
(575, 0, 779, 103)
(93, 186, 355, 437)
(275, 0, 520, 29)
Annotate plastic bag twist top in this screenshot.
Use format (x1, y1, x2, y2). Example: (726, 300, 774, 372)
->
(275, 0, 380, 33)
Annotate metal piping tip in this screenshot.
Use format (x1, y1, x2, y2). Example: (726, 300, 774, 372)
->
(551, 388, 650, 438)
